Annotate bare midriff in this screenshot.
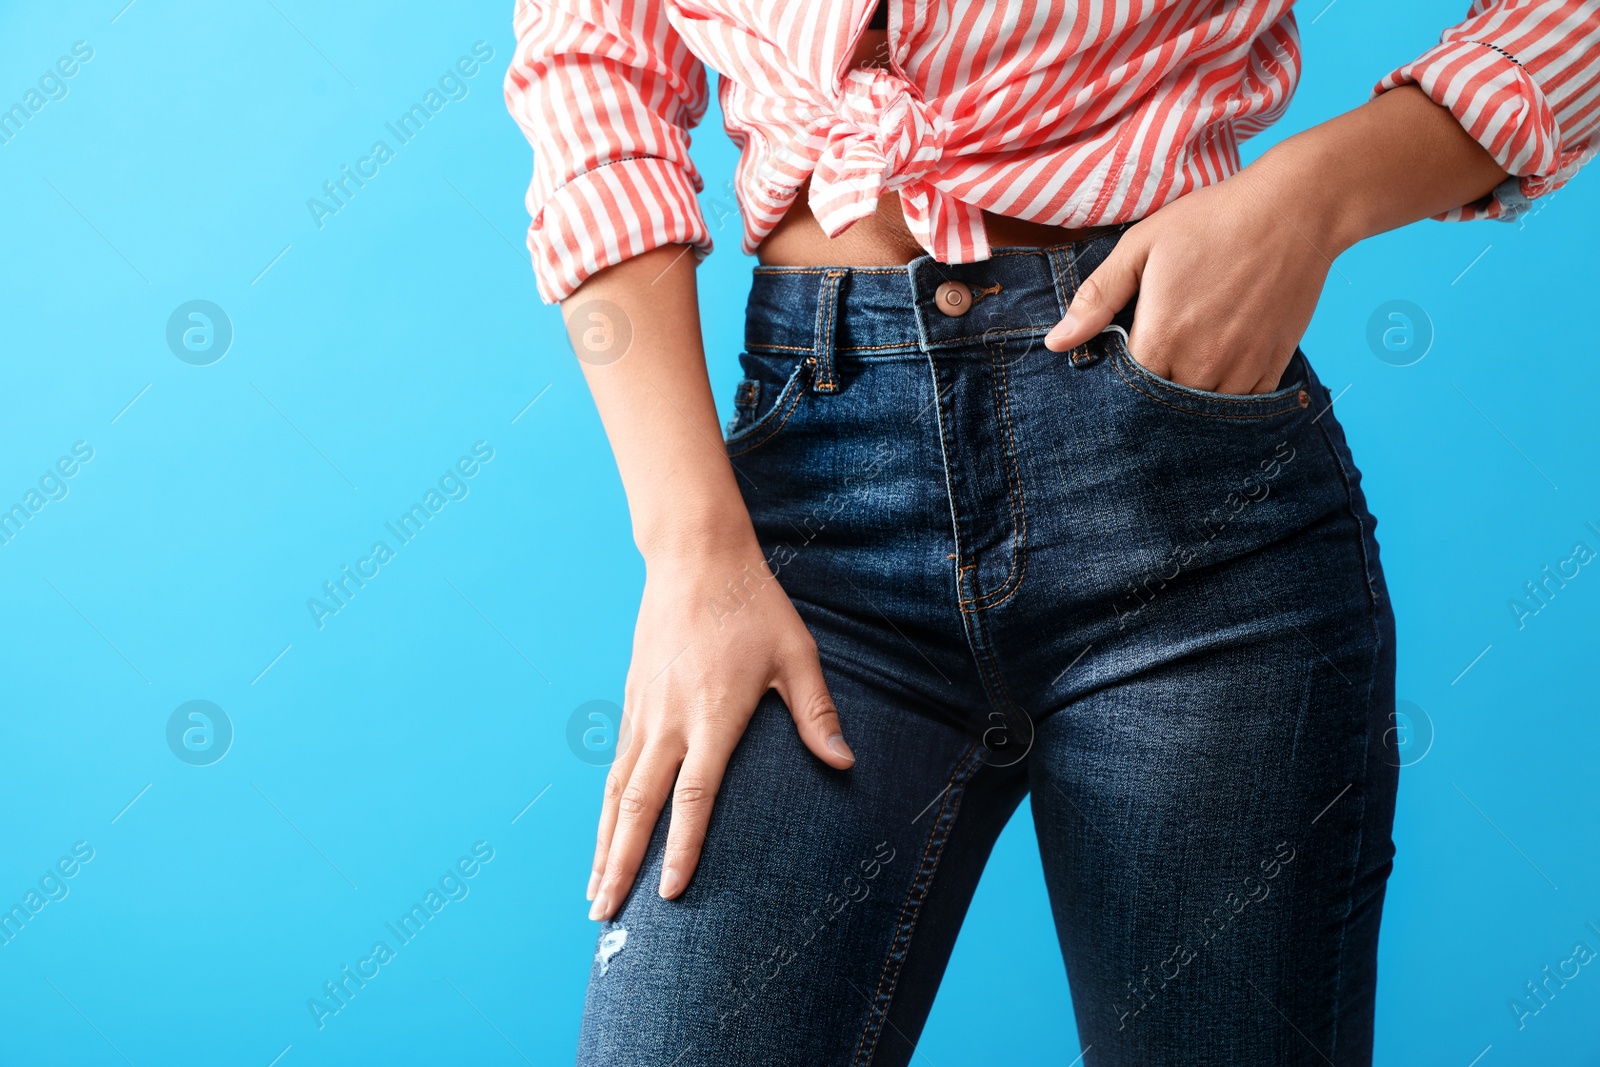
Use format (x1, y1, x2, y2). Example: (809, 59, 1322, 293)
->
(757, 28, 1109, 267)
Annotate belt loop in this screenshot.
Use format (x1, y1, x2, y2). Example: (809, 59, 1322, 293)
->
(809, 269, 846, 394)
(1046, 244, 1076, 319)
(1050, 242, 1101, 369)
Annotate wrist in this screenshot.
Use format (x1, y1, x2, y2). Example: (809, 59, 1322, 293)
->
(1253, 135, 1371, 256)
(634, 498, 760, 567)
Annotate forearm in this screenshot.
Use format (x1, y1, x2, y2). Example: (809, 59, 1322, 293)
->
(562, 244, 755, 562)
(1254, 84, 1512, 254)
(563, 251, 851, 925)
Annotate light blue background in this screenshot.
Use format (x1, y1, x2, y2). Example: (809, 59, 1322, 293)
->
(1, 1, 1595, 1064)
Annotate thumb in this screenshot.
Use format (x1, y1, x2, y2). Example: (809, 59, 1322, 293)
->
(775, 656, 855, 769)
(1044, 233, 1147, 352)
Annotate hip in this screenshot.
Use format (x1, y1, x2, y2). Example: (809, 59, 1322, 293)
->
(720, 227, 1394, 708)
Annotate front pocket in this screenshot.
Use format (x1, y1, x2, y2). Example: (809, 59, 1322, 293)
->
(724, 350, 813, 456)
(1104, 325, 1314, 421)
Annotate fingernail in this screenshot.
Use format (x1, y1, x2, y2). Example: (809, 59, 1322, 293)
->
(660, 867, 683, 898)
(1045, 313, 1077, 344)
(827, 732, 856, 764)
(586, 870, 600, 901)
(588, 893, 609, 922)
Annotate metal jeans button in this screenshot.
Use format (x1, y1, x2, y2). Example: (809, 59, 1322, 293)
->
(935, 280, 972, 316)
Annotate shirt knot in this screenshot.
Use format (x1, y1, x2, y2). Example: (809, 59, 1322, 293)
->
(809, 67, 947, 236)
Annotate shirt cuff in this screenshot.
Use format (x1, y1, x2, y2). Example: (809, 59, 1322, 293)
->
(1373, 39, 1572, 222)
(526, 155, 713, 304)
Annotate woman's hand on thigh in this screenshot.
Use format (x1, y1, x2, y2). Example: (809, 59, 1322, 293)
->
(587, 539, 855, 922)
(1043, 160, 1341, 396)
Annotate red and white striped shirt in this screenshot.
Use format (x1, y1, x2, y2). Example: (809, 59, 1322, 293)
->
(504, 1, 1600, 305)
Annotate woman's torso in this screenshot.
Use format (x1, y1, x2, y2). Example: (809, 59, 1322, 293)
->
(503, 1, 1305, 302)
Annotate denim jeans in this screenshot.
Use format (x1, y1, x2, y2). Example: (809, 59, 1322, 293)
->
(576, 226, 1400, 1066)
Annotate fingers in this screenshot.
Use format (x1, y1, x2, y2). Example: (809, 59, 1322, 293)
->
(590, 739, 682, 922)
(586, 616, 851, 921)
(1231, 347, 1299, 395)
(658, 731, 738, 900)
(1123, 321, 1173, 383)
(1232, 369, 1278, 396)
(588, 717, 643, 902)
(1044, 228, 1149, 352)
(774, 651, 855, 770)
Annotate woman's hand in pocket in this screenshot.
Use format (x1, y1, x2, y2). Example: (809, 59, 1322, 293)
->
(1043, 156, 1345, 395)
(586, 533, 855, 922)
(1045, 84, 1518, 394)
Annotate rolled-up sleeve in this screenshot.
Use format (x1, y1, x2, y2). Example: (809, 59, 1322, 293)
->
(504, 0, 714, 304)
(1373, 0, 1600, 222)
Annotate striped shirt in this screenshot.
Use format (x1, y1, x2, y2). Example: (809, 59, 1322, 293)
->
(504, 1, 1600, 305)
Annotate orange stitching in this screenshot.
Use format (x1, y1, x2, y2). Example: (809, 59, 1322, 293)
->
(994, 342, 1028, 599)
(1111, 333, 1307, 408)
(839, 339, 924, 353)
(962, 331, 1028, 610)
(752, 265, 911, 276)
(1108, 345, 1306, 421)
(809, 274, 834, 393)
(748, 342, 817, 353)
(1049, 250, 1070, 321)
(1055, 242, 1079, 321)
(927, 357, 979, 614)
(1056, 249, 1097, 367)
(751, 340, 924, 358)
(850, 742, 983, 1067)
(934, 325, 1057, 347)
(963, 559, 1029, 611)
(817, 272, 843, 392)
(726, 368, 810, 457)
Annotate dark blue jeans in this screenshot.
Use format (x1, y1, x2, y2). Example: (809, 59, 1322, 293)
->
(577, 227, 1400, 1066)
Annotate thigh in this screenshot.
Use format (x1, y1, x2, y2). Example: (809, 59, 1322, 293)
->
(585, 264, 1037, 1066)
(575, 626, 1028, 1067)
(1013, 336, 1400, 1065)
(1031, 646, 1397, 1066)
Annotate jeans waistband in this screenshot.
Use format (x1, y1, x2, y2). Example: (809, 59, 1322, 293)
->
(743, 222, 1137, 382)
